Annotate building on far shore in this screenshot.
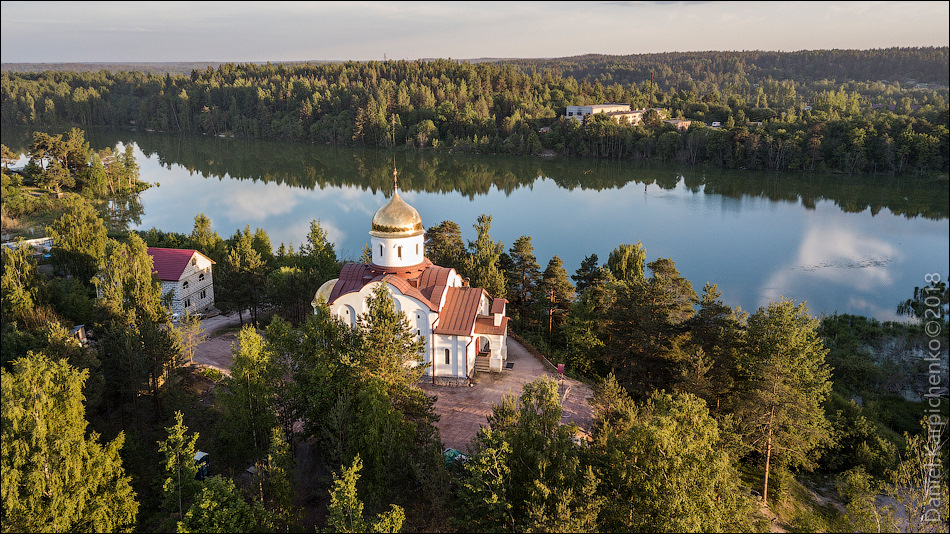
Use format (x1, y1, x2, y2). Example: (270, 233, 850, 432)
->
(565, 104, 666, 126)
(312, 171, 509, 385)
(663, 118, 692, 131)
(147, 247, 216, 318)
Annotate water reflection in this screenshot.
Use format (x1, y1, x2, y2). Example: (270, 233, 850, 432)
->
(3, 127, 946, 220)
(761, 216, 906, 320)
(2, 128, 947, 320)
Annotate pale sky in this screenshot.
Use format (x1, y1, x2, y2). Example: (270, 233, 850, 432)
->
(1, 1, 948, 63)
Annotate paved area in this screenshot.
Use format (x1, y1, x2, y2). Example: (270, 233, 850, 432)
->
(419, 337, 594, 453)
(190, 314, 595, 454)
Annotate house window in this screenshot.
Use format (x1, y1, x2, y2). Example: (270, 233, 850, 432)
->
(416, 244, 419, 255)
(182, 281, 189, 289)
(444, 349, 450, 365)
(379, 244, 383, 256)
(198, 273, 205, 282)
(398, 246, 402, 259)
(200, 290, 207, 299)
(184, 298, 191, 308)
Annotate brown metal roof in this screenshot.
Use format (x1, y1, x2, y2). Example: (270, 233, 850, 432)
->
(433, 287, 485, 336)
(418, 265, 454, 305)
(490, 298, 508, 315)
(329, 263, 373, 303)
(329, 262, 444, 311)
(474, 315, 508, 336)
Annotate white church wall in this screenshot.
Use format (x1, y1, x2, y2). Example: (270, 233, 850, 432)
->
(370, 234, 425, 268)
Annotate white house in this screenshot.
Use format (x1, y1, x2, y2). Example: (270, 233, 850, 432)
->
(565, 104, 666, 126)
(312, 173, 509, 384)
(147, 247, 216, 317)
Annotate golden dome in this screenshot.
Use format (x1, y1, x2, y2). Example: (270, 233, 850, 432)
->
(370, 189, 424, 238)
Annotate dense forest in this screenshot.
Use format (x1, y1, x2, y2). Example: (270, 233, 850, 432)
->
(2, 126, 948, 532)
(2, 48, 948, 174)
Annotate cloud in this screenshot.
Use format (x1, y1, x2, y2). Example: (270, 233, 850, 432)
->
(759, 223, 900, 309)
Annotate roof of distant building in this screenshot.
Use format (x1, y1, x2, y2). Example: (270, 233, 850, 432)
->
(147, 247, 210, 281)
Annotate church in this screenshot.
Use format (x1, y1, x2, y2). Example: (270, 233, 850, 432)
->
(312, 172, 509, 384)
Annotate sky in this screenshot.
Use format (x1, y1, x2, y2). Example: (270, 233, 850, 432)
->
(1, 1, 948, 64)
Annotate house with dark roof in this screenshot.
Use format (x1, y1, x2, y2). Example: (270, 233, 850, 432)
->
(147, 247, 215, 317)
(312, 171, 509, 384)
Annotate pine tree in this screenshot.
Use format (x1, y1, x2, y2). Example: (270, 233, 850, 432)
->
(356, 283, 427, 387)
(537, 255, 575, 339)
(1, 354, 139, 532)
(157, 410, 200, 518)
(736, 298, 834, 503)
(462, 214, 506, 299)
(506, 235, 541, 327)
(424, 220, 465, 272)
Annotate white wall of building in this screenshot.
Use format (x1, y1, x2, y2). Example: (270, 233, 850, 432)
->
(371, 234, 425, 267)
(160, 253, 215, 316)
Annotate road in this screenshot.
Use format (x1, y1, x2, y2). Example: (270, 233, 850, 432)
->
(190, 312, 246, 376)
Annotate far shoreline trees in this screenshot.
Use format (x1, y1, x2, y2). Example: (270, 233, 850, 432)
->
(2, 48, 947, 175)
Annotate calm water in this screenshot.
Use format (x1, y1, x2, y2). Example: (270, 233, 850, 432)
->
(4, 128, 948, 322)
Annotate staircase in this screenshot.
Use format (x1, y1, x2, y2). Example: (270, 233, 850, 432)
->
(474, 354, 491, 373)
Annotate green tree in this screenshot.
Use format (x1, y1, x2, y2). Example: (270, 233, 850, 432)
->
(177, 476, 261, 533)
(299, 219, 339, 282)
(1, 354, 138, 533)
(325, 455, 406, 534)
(462, 214, 506, 299)
(736, 298, 834, 503)
(506, 235, 541, 326)
(607, 257, 698, 394)
(424, 220, 466, 272)
(219, 226, 268, 326)
(175, 310, 206, 365)
(190, 213, 227, 263)
(878, 418, 949, 533)
(46, 195, 108, 283)
(1, 243, 41, 329)
(457, 376, 603, 532)
(606, 242, 646, 284)
(355, 283, 427, 387)
(95, 233, 182, 401)
(596, 390, 754, 532)
(255, 427, 300, 532)
(218, 325, 283, 462)
(681, 283, 743, 411)
(158, 410, 201, 518)
(572, 253, 608, 294)
(537, 254, 575, 339)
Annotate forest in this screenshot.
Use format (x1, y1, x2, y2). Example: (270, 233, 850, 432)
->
(2, 126, 948, 532)
(1, 47, 948, 175)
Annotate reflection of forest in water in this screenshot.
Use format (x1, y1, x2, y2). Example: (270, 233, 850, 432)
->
(101, 193, 144, 233)
(5, 127, 947, 220)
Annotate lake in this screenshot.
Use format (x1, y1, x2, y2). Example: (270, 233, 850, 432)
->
(4, 128, 948, 322)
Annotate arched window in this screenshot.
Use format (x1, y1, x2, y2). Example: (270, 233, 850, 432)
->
(182, 281, 189, 289)
(198, 273, 205, 282)
(444, 348, 450, 365)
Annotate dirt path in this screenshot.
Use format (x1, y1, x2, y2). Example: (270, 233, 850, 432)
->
(190, 312, 245, 376)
